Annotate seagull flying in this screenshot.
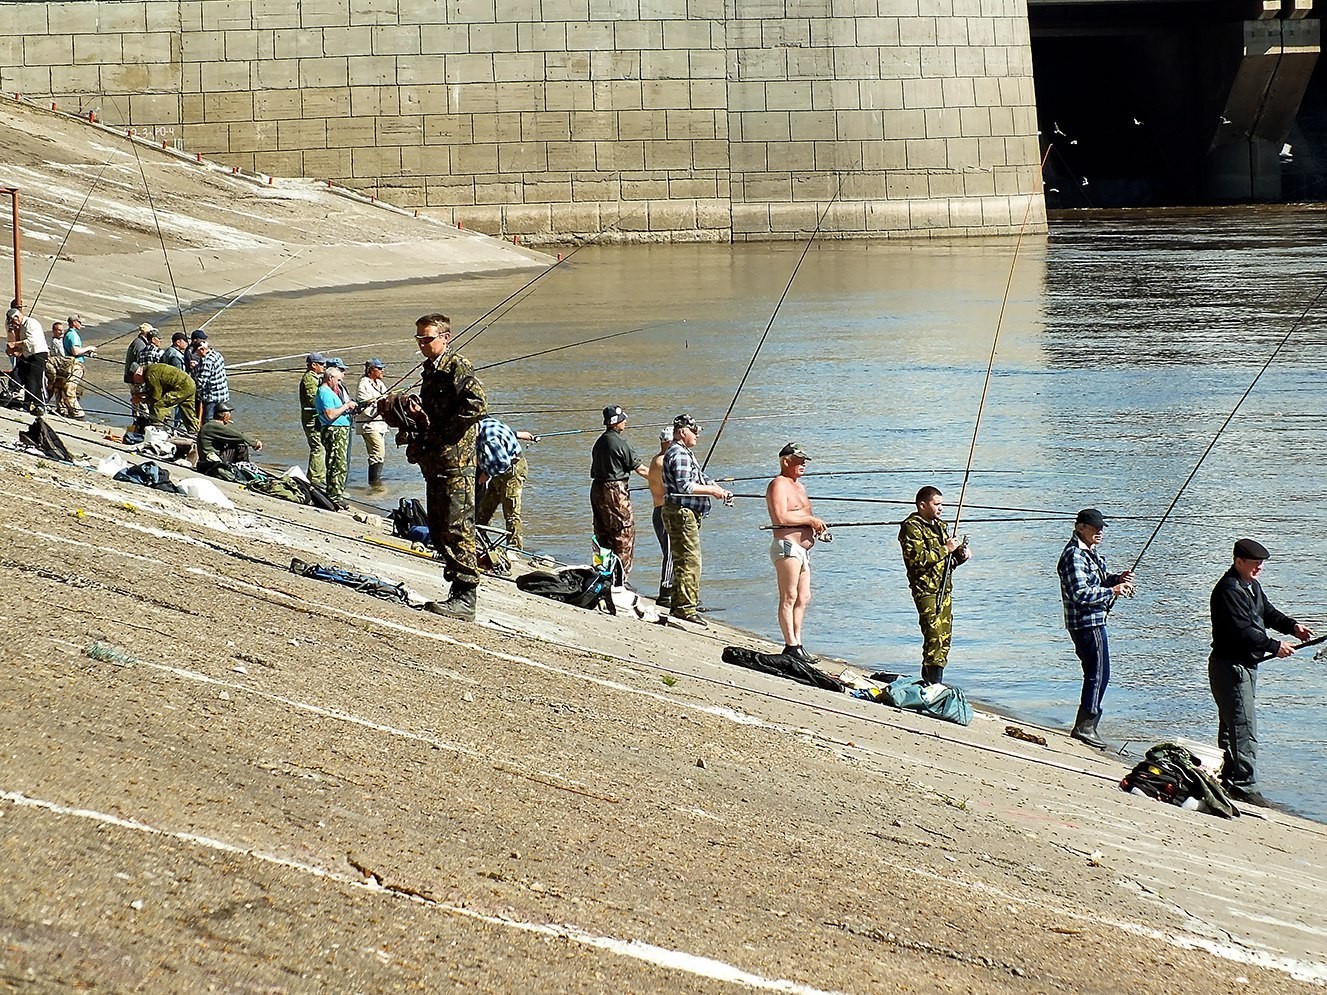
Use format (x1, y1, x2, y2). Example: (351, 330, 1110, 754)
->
(1219, 115, 1232, 125)
(1132, 118, 1143, 126)
(1081, 177, 1090, 187)
(1281, 143, 1293, 159)
(1053, 121, 1067, 136)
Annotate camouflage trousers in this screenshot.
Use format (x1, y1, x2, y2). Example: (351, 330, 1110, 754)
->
(913, 593, 953, 677)
(320, 425, 350, 503)
(426, 467, 479, 586)
(661, 505, 702, 617)
(304, 423, 327, 489)
(477, 455, 527, 549)
(590, 479, 635, 578)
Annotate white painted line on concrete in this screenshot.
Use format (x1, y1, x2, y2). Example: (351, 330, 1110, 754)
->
(0, 788, 847, 995)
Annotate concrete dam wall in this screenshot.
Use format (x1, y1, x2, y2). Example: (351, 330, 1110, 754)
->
(0, 0, 1046, 242)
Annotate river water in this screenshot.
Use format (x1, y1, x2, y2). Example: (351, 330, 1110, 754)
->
(80, 205, 1327, 822)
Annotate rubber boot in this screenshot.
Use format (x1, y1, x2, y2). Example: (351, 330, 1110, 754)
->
(921, 664, 944, 685)
(427, 581, 477, 622)
(656, 585, 672, 610)
(368, 462, 383, 487)
(1071, 708, 1107, 749)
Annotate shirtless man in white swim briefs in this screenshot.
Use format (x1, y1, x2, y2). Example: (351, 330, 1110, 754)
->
(765, 442, 828, 662)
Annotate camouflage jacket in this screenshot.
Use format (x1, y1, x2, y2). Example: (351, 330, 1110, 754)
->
(898, 512, 958, 601)
(407, 352, 486, 472)
(298, 370, 321, 429)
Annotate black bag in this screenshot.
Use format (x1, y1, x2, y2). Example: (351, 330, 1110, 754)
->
(17, 416, 73, 462)
(516, 566, 615, 612)
(720, 646, 847, 692)
(390, 497, 430, 539)
(1121, 743, 1239, 818)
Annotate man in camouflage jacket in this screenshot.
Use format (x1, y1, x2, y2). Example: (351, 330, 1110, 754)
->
(898, 485, 972, 684)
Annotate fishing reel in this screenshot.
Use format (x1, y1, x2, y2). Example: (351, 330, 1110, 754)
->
(817, 528, 833, 543)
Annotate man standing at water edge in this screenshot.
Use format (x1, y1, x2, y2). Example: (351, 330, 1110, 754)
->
(898, 486, 972, 684)
(404, 313, 487, 621)
(662, 414, 734, 626)
(765, 443, 827, 661)
(647, 427, 674, 607)
(590, 404, 650, 580)
(1057, 508, 1135, 749)
(298, 353, 328, 489)
(1208, 538, 1312, 807)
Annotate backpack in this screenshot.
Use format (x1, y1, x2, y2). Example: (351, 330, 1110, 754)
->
(1120, 743, 1239, 818)
(391, 498, 430, 540)
(290, 558, 410, 604)
(860, 675, 973, 726)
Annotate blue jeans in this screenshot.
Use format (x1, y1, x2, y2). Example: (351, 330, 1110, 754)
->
(1070, 625, 1110, 716)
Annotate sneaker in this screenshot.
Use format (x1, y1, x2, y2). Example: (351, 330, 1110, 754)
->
(671, 611, 708, 628)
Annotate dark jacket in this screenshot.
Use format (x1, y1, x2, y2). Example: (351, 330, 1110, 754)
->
(1209, 566, 1297, 667)
(407, 353, 486, 474)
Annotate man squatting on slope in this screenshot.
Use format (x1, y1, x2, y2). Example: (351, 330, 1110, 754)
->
(765, 443, 827, 662)
(1057, 507, 1134, 750)
(898, 486, 972, 685)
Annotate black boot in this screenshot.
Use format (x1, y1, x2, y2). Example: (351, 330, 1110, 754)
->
(921, 665, 944, 685)
(426, 581, 478, 621)
(368, 462, 383, 487)
(1071, 708, 1107, 749)
(790, 645, 817, 663)
(656, 585, 672, 610)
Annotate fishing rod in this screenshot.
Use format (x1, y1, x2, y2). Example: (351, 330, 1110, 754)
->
(951, 142, 1054, 535)
(229, 338, 402, 370)
(475, 319, 681, 372)
(702, 174, 845, 472)
(1254, 634, 1327, 664)
(1127, 281, 1327, 575)
(727, 491, 1074, 515)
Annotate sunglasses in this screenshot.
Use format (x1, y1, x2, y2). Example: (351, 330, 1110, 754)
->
(415, 335, 437, 344)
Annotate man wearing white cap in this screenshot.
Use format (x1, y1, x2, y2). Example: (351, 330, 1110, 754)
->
(5, 306, 49, 414)
(123, 322, 157, 384)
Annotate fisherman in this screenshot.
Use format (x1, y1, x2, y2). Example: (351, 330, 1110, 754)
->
(315, 365, 358, 510)
(765, 443, 828, 661)
(196, 400, 263, 479)
(590, 404, 650, 580)
(129, 361, 199, 432)
(354, 358, 390, 487)
(191, 333, 230, 424)
(299, 352, 328, 490)
(1208, 538, 1313, 807)
(143, 329, 165, 366)
(45, 320, 70, 410)
(183, 329, 206, 378)
(402, 312, 487, 621)
(123, 322, 157, 384)
(162, 331, 188, 370)
(6, 307, 49, 414)
(646, 427, 674, 608)
(661, 414, 734, 626)
(1057, 508, 1135, 749)
(898, 486, 972, 685)
(475, 415, 537, 549)
(52, 318, 96, 420)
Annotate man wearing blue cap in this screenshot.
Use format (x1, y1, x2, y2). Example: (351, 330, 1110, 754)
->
(298, 352, 328, 489)
(355, 358, 390, 487)
(1208, 538, 1313, 807)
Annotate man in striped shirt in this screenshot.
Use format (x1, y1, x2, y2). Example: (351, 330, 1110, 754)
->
(661, 414, 733, 626)
(191, 334, 230, 424)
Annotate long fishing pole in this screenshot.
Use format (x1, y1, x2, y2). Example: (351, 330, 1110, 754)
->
(702, 174, 845, 471)
(1128, 282, 1327, 574)
(728, 491, 1074, 515)
(951, 142, 1054, 534)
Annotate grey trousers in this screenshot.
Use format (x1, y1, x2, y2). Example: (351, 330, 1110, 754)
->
(1209, 657, 1258, 790)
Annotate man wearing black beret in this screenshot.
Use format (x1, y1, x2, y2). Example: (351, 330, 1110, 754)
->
(1208, 538, 1313, 807)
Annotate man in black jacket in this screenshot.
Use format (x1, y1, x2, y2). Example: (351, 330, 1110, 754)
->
(1208, 538, 1312, 807)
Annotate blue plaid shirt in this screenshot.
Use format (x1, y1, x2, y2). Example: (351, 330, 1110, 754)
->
(663, 441, 712, 515)
(1057, 536, 1121, 631)
(192, 349, 230, 403)
(477, 416, 522, 477)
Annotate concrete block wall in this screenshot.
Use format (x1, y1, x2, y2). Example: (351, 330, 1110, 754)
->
(0, 0, 1045, 241)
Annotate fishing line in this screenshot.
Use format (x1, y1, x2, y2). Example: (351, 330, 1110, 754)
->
(1128, 281, 1327, 573)
(475, 319, 681, 372)
(729, 491, 1073, 515)
(197, 248, 309, 333)
(124, 117, 187, 340)
(27, 152, 119, 313)
(702, 174, 846, 471)
(951, 142, 1054, 534)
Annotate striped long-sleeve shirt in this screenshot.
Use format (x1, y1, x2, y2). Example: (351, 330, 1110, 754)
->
(192, 349, 230, 403)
